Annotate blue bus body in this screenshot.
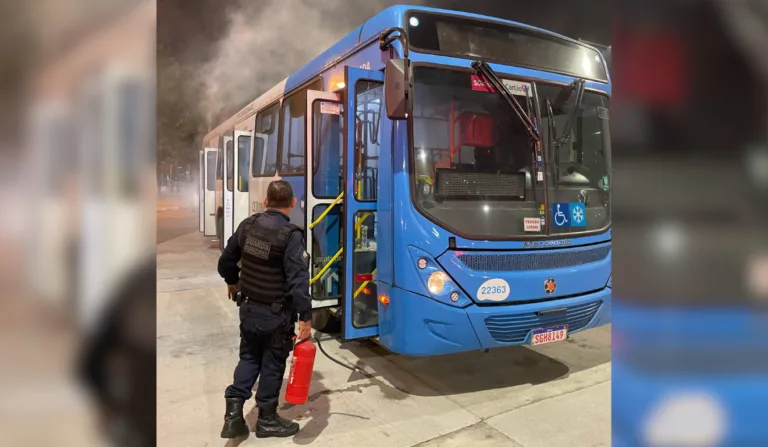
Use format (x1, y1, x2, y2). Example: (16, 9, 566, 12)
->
(206, 5, 612, 356)
(612, 304, 768, 446)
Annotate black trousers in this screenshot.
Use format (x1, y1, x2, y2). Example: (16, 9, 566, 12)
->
(224, 302, 293, 409)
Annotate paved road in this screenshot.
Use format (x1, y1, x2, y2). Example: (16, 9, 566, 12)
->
(157, 232, 612, 447)
(157, 196, 201, 244)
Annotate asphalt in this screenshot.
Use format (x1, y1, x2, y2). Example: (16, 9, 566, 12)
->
(157, 224, 612, 447)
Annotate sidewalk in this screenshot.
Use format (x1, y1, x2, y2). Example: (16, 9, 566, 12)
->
(157, 232, 612, 447)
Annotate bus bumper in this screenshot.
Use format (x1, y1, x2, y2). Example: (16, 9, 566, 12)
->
(378, 286, 611, 357)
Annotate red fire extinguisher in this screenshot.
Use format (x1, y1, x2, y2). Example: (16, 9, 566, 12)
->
(285, 339, 317, 405)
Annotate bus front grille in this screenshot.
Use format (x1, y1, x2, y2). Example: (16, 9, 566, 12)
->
(457, 245, 610, 272)
(484, 300, 603, 343)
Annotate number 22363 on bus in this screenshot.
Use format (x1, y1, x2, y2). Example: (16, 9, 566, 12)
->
(531, 324, 568, 346)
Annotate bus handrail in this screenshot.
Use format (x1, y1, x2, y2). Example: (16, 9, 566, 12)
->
(354, 267, 377, 298)
(310, 210, 373, 286)
(308, 192, 344, 230)
(310, 248, 343, 285)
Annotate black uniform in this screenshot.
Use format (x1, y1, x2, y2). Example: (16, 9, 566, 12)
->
(217, 210, 311, 438)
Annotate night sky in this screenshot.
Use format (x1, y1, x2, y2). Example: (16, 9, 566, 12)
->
(159, 0, 610, 63)
(158, 0, 611, 124)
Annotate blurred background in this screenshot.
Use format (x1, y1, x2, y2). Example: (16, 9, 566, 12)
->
(1, 0, 766, 445)
(0, 0, 155, 445)
(611, 1, 768, 446)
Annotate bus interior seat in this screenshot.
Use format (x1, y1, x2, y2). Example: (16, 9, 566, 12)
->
(458, 112, 495, 148)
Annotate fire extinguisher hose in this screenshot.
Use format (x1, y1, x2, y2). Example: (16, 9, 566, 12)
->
(313, 335, 369, 376)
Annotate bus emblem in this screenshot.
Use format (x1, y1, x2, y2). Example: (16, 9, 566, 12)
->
(544, 278, 557, 294)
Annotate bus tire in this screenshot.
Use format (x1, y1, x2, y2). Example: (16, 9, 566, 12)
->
(312, 308, 340, 334)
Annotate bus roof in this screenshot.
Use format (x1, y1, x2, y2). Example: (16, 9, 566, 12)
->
(204, 5, 603, 143)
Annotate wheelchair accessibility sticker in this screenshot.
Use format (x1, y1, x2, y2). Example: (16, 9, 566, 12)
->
(552, 202, 587, 228)
(552, 203, 570, 227)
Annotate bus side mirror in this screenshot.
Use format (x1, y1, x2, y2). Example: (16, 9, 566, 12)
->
(385, 58, 412, 120)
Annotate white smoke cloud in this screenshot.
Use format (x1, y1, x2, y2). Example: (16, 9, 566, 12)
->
(198, 0, 425, 127)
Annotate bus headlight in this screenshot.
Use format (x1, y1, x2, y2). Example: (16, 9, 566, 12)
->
(428, 272, 448, 294)
(407, 246, 471, 308)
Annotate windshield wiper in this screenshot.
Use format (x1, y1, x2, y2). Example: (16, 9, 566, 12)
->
(471, 61, 540, 142)
(553, 79, 586, 149)
(546, 99, 560, 188)
(547, 79, 585, 190)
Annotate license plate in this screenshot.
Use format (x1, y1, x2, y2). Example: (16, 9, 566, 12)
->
(531, 324, 568, 345)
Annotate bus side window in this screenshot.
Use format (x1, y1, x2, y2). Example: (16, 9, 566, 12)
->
(312, 100, 343, 198)
(237, 135, 250, 192)
(278, 79, 323, 174)
(354, 81, 384, 201)
(216, 146, 223, 180)
(255, 103, 278, 176)
(225, 139, 234, 192)
(206, 151, 217, 191)
(252, 137, 265, 176)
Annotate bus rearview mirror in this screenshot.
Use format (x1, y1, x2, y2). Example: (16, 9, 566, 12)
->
(385, 59, 412, 120)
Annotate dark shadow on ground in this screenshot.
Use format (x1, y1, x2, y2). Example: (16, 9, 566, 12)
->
(319, 327, 610, 398)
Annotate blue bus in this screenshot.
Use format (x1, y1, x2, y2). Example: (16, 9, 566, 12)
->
(202, 5, 612, 356)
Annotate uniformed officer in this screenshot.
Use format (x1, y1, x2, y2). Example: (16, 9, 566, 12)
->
(217, 180, 312, 439)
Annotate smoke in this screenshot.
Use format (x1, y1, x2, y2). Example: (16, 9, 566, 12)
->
(198, 0, 424, 128)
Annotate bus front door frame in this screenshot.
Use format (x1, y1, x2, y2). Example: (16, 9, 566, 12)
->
(222, 133, 235, 245)
(342, 67, 386, 341)
(199, 149, 204, 233)
(203, 148, 217, 237)
(305, 90, 342, 310)
(233, 128, 253, 229)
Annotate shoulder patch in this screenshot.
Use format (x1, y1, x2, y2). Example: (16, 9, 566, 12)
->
(301, 250, 310, 266)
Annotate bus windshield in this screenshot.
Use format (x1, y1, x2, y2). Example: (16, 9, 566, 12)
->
(411, 66, 611, 239)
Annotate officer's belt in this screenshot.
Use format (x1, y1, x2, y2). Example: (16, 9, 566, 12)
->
(241, 294, 285, 307)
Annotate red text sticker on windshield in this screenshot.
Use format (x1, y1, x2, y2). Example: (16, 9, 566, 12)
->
(471, 75, 496, 92)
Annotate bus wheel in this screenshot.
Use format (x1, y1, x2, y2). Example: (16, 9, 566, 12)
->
(312, 308, 340, 334)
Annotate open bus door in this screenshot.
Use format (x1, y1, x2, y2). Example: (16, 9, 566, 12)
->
(342, 67, 386, 340)
(203, 148, 217, 236)
(305, 90, 343, 311)
(221, 133, 235, 246)
(233, 129, 253, 228)
(199, 150, 204, 232)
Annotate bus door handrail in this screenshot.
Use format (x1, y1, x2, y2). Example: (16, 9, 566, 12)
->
(309, 192, 343, 230)
(309, 203, 372, 286)
(309, 191, 344, 285)
(310, 248, 343, 285)
(354, 267, 377, 298)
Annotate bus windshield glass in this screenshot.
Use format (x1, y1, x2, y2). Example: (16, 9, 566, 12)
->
(411, 67, 611, 239)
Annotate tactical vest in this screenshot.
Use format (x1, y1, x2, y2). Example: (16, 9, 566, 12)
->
(238, 214, 300, 305)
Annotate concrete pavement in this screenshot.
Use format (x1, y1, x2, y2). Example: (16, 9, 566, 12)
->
(157, 231, 611, 447)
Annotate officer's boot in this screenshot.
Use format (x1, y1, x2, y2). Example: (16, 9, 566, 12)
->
(220, 398, 250, 439)
(255, 405, 300, 438)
